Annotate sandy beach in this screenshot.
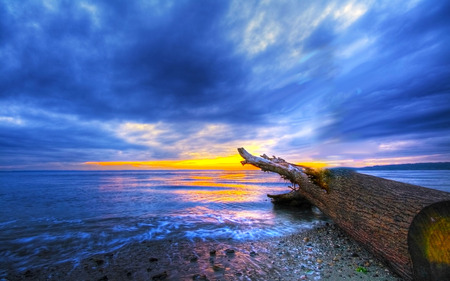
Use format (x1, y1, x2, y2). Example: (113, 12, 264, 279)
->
(3, 222, 402, 281)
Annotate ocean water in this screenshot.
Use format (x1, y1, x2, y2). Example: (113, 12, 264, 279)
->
(356, 170, 450, 192)
(0, 170, 326, 272)
(0, 169, 448, 273)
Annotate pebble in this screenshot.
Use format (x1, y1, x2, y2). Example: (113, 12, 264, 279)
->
(212, 265, 224, 272)
(225, 249, 235, 254)
(152, 271, 168, 280)
(192, 274, 209, 280)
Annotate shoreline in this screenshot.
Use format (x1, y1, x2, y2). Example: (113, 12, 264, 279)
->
(3, 223, 402, 281)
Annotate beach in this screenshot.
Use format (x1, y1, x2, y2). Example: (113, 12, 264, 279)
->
(4, 222, 402, 281)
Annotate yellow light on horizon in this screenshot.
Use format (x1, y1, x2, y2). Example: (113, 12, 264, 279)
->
(295, 161, 328, 169)
(85, 154, 258, 170)
(85, 153, 331, 170)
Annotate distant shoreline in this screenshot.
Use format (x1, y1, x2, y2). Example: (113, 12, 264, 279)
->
(356, 162, 450, 170)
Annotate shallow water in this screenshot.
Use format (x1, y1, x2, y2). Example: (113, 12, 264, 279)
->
(0, 170, 326, 272)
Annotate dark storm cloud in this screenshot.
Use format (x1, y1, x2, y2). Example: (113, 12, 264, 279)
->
(0, 0, 253, 123)
(98, 0, 254, 122)
(0, 1, 105, 112)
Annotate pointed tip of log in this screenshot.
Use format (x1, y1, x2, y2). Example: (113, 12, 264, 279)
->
(237, 147, 246, 155)
(237, 147, 253, 160)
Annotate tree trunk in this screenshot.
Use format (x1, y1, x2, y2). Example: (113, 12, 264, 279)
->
(237, 147, 450, 281)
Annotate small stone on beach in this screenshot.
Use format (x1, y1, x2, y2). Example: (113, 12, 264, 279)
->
(212, 265, 224, 272)
(152, 271, 168, 280)
(225, 249, 235, 254)
(192, 273, 209, 280)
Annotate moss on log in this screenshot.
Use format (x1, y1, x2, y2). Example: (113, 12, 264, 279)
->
(408, 200, 450, 281)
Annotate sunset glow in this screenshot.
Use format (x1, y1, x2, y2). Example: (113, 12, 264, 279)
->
(85, 154, 258, 170)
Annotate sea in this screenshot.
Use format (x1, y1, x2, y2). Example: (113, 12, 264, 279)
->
(0, 169, 448, 273)
(356, 170, 450, 192)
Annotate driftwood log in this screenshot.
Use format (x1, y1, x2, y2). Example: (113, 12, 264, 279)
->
(237, 147, 450, 281)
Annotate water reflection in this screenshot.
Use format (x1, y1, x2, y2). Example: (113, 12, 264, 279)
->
(96, 170, 269, 190)
(177, 189, 260, 203)
(1, 170, 329, 271)
(171, 171, 283, 204)
(95, 170, 286, 203)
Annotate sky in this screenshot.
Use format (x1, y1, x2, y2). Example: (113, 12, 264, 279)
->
(0, 0, 449, 170)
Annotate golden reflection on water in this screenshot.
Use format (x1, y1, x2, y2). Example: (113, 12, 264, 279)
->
(218, 172, 248, 180)
(177, 179, 244, 189)
(97, 170, 285, 205)
(174, 171, 270, 203)
(178, 189, 260, 203)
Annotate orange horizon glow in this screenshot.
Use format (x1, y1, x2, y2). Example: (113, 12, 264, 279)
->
(85, 154, 330, 170)
(294, 162, 328, 169)
(85, 154, 259, 170)
(84, 153, 437, 170)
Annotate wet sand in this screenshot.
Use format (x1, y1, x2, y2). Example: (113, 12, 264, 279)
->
(3, 223, 403, 281)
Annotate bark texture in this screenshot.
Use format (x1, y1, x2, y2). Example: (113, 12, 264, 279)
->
(238, 147, 450, 281)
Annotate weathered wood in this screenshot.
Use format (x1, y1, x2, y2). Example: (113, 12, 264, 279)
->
(267, 191, 312, 207)
(237, 147, 450, 280)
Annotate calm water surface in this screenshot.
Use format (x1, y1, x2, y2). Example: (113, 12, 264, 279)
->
(357, 170, 450, 192)
(0, 170, 325, 272)
(0, 169, 448, 273)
